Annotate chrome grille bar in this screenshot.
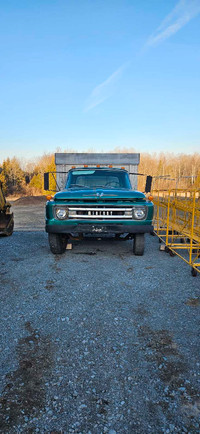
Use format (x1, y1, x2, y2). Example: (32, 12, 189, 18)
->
(69, 207, 131, 211)
(68, 206, 133, 219)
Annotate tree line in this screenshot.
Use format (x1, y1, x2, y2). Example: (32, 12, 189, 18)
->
(138, 152, 200, 191)
(0, 154, 56, 196)
(0, 152, 200, 196)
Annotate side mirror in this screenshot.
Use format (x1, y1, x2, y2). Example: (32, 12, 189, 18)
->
(145, 175, 152, 193)
(25, 175, 30, 184)
(44, 173, 49, 191)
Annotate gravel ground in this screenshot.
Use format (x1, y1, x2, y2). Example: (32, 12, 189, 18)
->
(0, 202, 200, 433)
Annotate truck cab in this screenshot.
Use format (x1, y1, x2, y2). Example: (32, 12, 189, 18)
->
(45, 165, 153, 255)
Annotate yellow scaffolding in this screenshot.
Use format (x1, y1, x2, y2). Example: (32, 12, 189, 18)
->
(153, 189, 200, 276)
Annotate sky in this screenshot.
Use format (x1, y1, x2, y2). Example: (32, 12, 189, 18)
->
(0, 0, 200, 162)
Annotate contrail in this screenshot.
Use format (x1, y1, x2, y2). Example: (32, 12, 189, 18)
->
(84, 63, 128, 112)
(146, 0, 200, 46)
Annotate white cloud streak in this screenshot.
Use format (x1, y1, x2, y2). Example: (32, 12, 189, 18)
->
(84, 63, 127, 112)
(147, 0, 200, 46)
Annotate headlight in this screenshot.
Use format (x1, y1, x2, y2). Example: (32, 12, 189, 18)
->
(132, 206, 147, 220)
(55, 208, 68, 220)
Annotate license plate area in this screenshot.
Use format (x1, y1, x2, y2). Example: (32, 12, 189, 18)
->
(91, 225, 105, 233)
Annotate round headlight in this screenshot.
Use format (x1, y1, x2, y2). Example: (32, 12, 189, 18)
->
(56, 208, 68, 220)
(133, 207, 146, 220)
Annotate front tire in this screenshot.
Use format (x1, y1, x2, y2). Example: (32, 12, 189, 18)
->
(48, 233, 67, 254)
(133, 233, 145, 256)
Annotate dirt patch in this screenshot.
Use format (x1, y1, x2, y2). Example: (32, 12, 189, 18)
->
(0, 322, 53, 431)
(45, 279, 55, 290)
(138, 327, 186, 378)
(133, 303, 149, 317)
(138, 326, 200, 427)
(127, 266, 134, 272)
(138, 327, 180, 357)
(185, 298, 200, 307)
(11, 196, 47, 206)
(159, 360, 186, 382)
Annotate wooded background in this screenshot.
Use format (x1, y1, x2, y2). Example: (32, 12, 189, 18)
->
(0, 151, 200, 196)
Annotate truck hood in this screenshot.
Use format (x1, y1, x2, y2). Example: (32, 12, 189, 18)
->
(54, 188, 146, 201)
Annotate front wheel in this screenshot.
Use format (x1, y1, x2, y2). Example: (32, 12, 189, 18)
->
(48, 233, 68, 254)
(133, 233, 145, 256)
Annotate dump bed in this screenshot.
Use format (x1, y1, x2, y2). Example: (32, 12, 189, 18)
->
(55, 153, 140, 191)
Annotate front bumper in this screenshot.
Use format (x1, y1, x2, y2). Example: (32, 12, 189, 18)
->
(46, 222, 154, 234)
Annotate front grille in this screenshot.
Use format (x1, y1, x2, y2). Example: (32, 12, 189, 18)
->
(68, 206, 133, 219)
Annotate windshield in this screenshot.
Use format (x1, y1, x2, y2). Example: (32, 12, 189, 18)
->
(66, 169, 131, 189)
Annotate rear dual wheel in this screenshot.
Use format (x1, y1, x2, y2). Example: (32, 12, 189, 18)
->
(133, 233, 145, 256)
(48, 233, 68, 254)
(191, 268, 197, 277)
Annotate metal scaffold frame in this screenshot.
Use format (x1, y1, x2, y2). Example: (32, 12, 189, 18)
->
(153, 189, 200, 276)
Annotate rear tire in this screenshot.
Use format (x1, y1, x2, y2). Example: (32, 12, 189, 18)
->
(48, 233, 67, 254)
(133, 233, 145, 256)
(191, 267, 197, 277)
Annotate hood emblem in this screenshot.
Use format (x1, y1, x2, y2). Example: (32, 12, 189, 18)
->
(96, 192, 104, 197)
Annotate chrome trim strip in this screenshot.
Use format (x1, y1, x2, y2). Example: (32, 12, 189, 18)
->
(68, 215, 132, 219)
(68, 207, 132, 211)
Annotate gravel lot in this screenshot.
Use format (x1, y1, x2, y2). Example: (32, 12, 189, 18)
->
(0, 199, 200, 433)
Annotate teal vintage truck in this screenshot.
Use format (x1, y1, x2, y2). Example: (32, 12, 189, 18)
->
(44, 154, 154, 255)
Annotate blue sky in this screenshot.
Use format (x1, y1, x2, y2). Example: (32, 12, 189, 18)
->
(0, 0, 200, 161)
